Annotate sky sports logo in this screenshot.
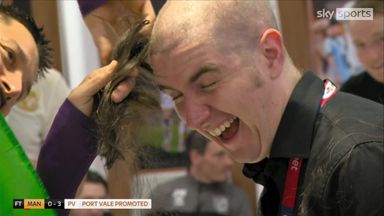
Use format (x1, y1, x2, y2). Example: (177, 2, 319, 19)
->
(317, 8, 373, 20)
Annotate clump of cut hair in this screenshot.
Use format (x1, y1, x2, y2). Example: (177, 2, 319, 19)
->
(0, 4, 52, 76)
(93, 20, 160, 169)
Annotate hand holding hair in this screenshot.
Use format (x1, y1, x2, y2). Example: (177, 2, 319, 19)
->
(67, 60, 118, 117)
(93, 20, 160, 168)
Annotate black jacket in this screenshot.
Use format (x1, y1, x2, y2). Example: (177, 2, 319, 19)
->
(244, 72, 383, 216)
(341, 71, 384, 104)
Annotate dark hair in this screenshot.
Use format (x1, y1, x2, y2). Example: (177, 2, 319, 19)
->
(85, 171, 108, 192)
(186, 131, 210, 155)
(0, 4, 52, 76)
(93, 19, 160, 169)
(184, 131, 210, 168)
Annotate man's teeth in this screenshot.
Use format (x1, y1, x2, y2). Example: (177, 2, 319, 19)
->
(209, 117, 236, 137)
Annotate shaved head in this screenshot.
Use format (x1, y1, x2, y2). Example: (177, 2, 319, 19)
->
(148, 0, 299, 164)
(150, 0, 278, 56)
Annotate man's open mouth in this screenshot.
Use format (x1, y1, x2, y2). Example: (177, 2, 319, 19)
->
(209, 117, 240, 141)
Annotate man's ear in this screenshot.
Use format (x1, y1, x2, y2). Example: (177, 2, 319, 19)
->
(259, 28, 284, 79)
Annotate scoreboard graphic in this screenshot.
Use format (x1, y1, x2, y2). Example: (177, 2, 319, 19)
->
(13, 199, 151, 210)
(13, 199, 63, 209)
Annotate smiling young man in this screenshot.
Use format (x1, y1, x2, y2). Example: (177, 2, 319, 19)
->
(0, 5, 51, 115)
(147, 1, 383, 215)
(341, 0, 384, 104)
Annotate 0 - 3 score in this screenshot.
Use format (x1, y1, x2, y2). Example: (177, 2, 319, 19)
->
(45, 199, 64, 209)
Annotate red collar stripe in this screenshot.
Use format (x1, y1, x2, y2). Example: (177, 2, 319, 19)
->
(280, 79, 337, 215)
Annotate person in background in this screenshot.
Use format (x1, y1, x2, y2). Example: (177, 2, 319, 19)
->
(151, 131, 252, 216)
(341, 0, 384, 104)
(311, 18, 329, 79)
(70, 171, 110, 216)
(7, 68, 69, 167)
(341, 0, 365, 77)
(323, 19, 351, 86)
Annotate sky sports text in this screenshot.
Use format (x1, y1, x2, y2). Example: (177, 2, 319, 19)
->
(317, 8, 373, 20)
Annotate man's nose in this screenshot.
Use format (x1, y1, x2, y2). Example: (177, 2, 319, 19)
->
(0, 73, 23, 101)
(176, 97, 210, 129)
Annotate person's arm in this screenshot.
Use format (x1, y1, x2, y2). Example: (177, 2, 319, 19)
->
(36, 99, 97, 199)
(79, 0, 155, 65)
(36, 61, 125, 216)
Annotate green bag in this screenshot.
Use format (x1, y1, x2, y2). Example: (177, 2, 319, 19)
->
(0, 114, 56, 216)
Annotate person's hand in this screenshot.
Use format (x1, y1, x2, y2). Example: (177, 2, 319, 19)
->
(68, 60, 137, 117)
(83, 0, 155, 65)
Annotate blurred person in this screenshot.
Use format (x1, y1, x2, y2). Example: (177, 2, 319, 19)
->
(6, 68, 69, 166)
(70, 171, 109, 216)
(341, 0, 384, 104)
(311, 18, 329, 79)
(343, 27, 364, 76)
(150, 131, 252, 216)
(323, 19, 351, 86)
(342, 0, 365, 76)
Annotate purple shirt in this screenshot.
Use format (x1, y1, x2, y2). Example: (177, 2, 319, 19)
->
(77, 0, 108, 16)
(37, 99, 97, 216)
